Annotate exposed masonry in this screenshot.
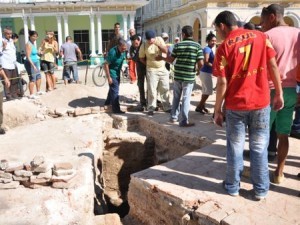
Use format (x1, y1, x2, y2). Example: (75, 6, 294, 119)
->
(0, 156, 77, 189)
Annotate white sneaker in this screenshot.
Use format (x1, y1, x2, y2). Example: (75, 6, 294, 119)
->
(28, 95, 39, 99)
(37, 91, 45, 95)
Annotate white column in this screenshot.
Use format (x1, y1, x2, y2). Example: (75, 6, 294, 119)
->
(129, 13, 135, 30)
(0, 19, 2, 37)
(89, 14, 96, 56)
(56, 16, 63, 50)
(29, 16, 35, 31)
(23, 16, 29, 45)
(122, 14, 128, 40)
(63, 15, 69, 40)
(96, 14, 103, 55)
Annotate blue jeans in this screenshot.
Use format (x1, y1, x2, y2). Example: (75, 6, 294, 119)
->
(224, 106, 270, 196)
(63, 62, 79, 81)
(105, 77, 120, 112)
(171, 80, 194, 125)
(291, 82, 300, 134)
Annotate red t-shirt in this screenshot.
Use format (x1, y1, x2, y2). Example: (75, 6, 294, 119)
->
(213, 28, 276, 110)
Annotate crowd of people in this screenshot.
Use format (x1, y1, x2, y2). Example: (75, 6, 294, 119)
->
(0, 3, 299, 201)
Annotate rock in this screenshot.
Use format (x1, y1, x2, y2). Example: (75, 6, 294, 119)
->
(51, 171, 76, 182)
(30, 176, 51, 184)
(91, 106, 101, 114)
(52, 174, 80, 189)
(14, 170, 33, 177)
(13, 175, 29, 181)
(24, 162, 32, 171)
(31, 156, 44, 167)
(5, 162, 24, 172)
(0, 159, 9, 170)
(94, 214, 122, 225)
(0, 172, 13, 179)
(37, 169, 52, 179)
(53, 169, 75, 176)
(74, 107, 92, 117)
(0, 181, 19, 189)
(33, 162, 53, 173)
(55, 107, 68, 116)
(0, 177, 13, 183)
(21, 181, 50, 189)
(53, 162, 73, 170)
(35, 113, 46, 120)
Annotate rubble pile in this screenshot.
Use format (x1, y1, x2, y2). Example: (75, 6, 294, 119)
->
(0, 156, 77, 189)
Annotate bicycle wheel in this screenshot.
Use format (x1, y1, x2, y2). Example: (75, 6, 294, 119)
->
(92, 65, 107, 87)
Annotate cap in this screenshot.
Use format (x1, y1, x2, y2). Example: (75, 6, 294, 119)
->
(161, 32, 169, 38)
(145, 30, 156, 40)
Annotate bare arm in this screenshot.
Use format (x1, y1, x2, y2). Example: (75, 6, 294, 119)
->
(214, 76, 227, 127)
(268, 57, 284, 111)
(0, 69, 10, 87)
(76, 47, 83, 61)
(203, 53, 212, 67)
(197, 59, 204, 72)
(25, 43, 37, 71)
(139, 57, 146, 66)
(103, 63, 112, 85)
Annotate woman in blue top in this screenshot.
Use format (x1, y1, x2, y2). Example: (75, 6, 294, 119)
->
(195, 32, 217, 114)
(25, 30, 42, 99)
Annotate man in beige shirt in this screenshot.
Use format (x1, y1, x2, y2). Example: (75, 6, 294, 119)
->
(139, 30, 171, 115)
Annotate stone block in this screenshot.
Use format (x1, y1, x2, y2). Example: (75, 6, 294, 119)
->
(53, 162, 73, 170)
(21, 181, 50, 189)
(0, 159, 9, 170)
(55, 107, 69, 116)
(53, 169, 75, 176)
(0, 172, 13, 179)
(14, 170, 33, 177)
(33, 162, 53, 173)
(32, 156, 45, 167)
(0, 177, 13, 183)
(37, 169, 52, 179)
(24, 162, 32, 171)
(51, 171, 76, 182)
(0, 181, 19, 189)
(13, 175, 30, 181)
(74, 107, 92, 117)
(94, 214, 122, 225)
(52, 174, 80, 189)
(30, 176, 51, 184)
(91, 106, 101, 114)
(5, 162, 24, 172)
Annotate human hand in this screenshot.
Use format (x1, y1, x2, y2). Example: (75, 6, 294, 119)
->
(107, 77, 113, 85)
(272, 94, 284, 111)
(213, 111, 224, 127)
(4, 77, 10, 88)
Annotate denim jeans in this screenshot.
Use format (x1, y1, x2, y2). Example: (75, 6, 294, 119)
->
(224, 106, 270, 196)
(105, 77, 121, 112)
(63, 62, 79, 81)
(171, 80, 194, 125)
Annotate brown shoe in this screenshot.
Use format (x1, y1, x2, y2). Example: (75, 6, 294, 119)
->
(179, 122, 195, 127)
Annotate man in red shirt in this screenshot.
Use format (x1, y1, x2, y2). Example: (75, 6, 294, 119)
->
(213, 11, 283, 200)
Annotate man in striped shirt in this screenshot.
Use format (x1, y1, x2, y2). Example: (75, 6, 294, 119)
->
(160, 25, 204, 127)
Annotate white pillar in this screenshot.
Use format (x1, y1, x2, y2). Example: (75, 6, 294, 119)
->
(129, 13, 135, 30)
(56, 16, 63, 50)
(96, 14, 103, 55)
(23, 16, 29, 45)
(29, 16, 35, 31)
(122, 14, 128, 40)
(89, 14, 96, 56)
(0, 19, 2, 37)
(63, 15, 69, 40)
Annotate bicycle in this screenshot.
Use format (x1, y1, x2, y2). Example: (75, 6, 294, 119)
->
(92, 61, 130, 87)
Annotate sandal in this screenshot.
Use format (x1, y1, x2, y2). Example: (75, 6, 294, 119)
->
(195, 107, 207, 114)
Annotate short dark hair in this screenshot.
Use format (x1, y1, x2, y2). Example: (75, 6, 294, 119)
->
(66, 36, 72, 41)
(130, 34, 140, 42)
(243, 22, 256, 30)
(28, 30, 38, 37)
(114, 22, 120, 27)
(261, 4, 284, 17)
(206, 31, 216, 42)
(181, 25, 193, 38)
(214, 11, 237, 27)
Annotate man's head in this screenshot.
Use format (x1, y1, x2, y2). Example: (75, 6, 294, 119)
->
(114, 22, 121, 35)
(66, 36, 73, 42)
(174, 37, 180, 44)
(130, 34, 141, 48)
(117, 38, 127, 53)
(161, 32, 169, 42)
(214, 11, 238, 40)
(3, 27, 12, 40)
(129, 28, 136, 37)
(12, 33, 19, 43)
(260, 4, 284, 32)
(181, 25, 193, 39)
(145, 30, 156, 44)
